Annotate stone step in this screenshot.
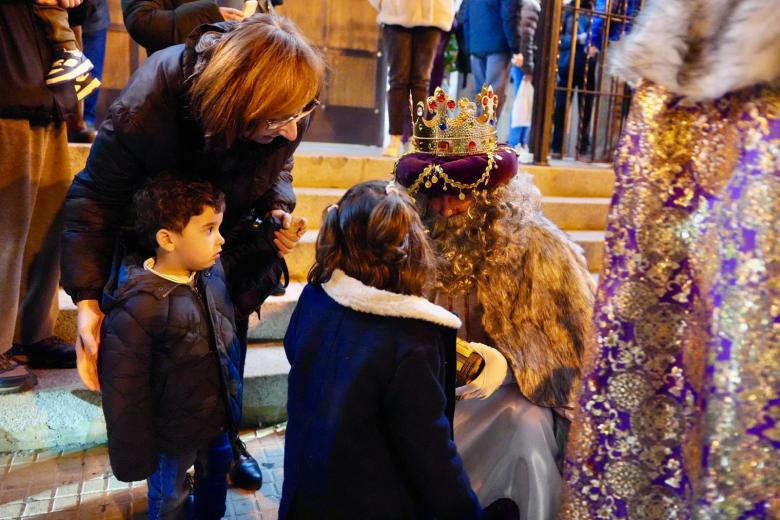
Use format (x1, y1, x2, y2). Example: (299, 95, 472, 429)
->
(54, 227, 603, 345)
(525, 163, 614, 198)
(0, 345, 288, 452)
(67, 143, 615, 198)
(285, 229, 604, 282)
(293, 187, 610, 231)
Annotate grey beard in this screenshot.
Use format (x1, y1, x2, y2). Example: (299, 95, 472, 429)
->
(422, 209, 488, 295)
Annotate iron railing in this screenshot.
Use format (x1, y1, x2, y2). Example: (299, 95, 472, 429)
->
(532, 0, 644, 164)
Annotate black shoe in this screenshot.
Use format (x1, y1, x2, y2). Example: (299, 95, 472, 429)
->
(483, 498, 520, 520)
(270, 280, 286, 297)
(9, 336, 76, 369)
(229, 436, 263, 491)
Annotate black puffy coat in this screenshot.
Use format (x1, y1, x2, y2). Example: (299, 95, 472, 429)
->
(61, 21, 302, 305)
(98, 258, 243, 482)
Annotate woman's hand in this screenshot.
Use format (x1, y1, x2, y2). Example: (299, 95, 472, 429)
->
(455, 342, 510, 400)
(76, 299, 104, 391)
(270, 209, 307, 257)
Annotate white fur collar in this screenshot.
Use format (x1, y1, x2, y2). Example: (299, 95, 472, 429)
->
(322, 270, 461, 329)
(609, 0, 780, 100)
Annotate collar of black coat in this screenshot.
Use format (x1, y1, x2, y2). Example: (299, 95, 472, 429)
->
(182, 21, 235, 82)
(322, 270, 461, 330)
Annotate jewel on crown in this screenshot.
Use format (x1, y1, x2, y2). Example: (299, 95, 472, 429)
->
(410, 85, 498, 156)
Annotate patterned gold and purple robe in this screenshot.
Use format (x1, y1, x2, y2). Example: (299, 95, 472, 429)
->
(561, 80, 779, 519)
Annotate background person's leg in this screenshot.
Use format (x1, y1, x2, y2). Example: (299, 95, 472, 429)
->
(483, 53, 510, 113)
(14, 124, 71, 348)
(551, 73, 570, 154)
(0, 120, 71, 371)
(81, 28, 107, 127)
(508, 66, 525, 146)
(383, 24, 413, 138)
(409, 26, 442, 108)
(578, 58, 597, 153)
(470, 54, 487, 96)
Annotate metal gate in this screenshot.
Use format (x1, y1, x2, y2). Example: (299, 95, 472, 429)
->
(531, 0, 644, 164)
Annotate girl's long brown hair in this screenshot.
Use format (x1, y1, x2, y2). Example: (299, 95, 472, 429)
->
(189, 14, 325, 148)
(308, 181, 435, 296)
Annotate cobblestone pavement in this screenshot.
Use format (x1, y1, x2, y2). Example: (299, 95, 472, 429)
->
(0, 427, 285, 519)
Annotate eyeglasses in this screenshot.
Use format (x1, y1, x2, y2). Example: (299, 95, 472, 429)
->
(266, 99, 320, 130)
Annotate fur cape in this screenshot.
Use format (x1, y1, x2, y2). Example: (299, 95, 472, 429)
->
(609, 0, 780, 101)
(473, 175, 595, 408)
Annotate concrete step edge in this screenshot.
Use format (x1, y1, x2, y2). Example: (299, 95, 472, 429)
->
(0, 346, 289, 453)
(67, 144, 614, 196)
(293, 186, 611, 204)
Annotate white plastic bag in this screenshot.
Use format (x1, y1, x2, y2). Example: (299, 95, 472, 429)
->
(511, 79, 534, 128)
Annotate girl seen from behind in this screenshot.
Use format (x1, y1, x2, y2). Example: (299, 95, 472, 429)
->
(280, 180, 481, 519)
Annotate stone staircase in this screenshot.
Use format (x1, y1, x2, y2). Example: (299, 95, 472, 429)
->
(0, 143, 612, 453)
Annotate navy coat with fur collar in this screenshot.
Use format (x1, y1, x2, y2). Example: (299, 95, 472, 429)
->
(280, 270, 481, 519)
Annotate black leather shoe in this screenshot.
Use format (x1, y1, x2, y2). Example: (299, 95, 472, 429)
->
(270, 280, 286, 297)
(10, 336, 76, 368)
(229, 437, 263, 491)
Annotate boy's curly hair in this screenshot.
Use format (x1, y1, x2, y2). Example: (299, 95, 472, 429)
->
(308, 180, 434, 296)
(134, 175, 225, 253)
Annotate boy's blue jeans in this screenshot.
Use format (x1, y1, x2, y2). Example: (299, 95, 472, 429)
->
(147, 432, 233, 520)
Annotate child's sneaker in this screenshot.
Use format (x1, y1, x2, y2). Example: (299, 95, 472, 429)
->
(46, 49, 94, 85)
(74, 72, 102, 101)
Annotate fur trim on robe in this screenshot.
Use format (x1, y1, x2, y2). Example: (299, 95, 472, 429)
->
(609, 0, 780, 101)
(475, 175, 596, 408)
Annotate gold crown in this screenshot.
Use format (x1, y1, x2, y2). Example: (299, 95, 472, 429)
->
(410, 85, 498, 156)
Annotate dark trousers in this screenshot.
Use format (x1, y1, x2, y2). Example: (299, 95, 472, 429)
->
(147, 432, 233, 520)
(0, 120, 70, 350)
(82, 27, 107, 126)
(383, 24, 442, 136)
(552, 56, 596, 153)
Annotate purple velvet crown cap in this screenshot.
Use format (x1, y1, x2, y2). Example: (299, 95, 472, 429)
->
(394, 146, 518, 197)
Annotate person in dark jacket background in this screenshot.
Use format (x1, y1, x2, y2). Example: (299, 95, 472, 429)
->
(551, 0, 595, 155)
(281, 180, 481, 519)
(99, 177, 264, 519)
(122, 0, 241, 55)
(0, 0, 78, 393)
(122, 0, 285, 57)
(460, 0, 538, 112)
(61, 14, 325, 492)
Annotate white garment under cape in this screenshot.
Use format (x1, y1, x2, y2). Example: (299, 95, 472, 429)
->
(433, 289, 562, 519)
(454, 386, 561, 520)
